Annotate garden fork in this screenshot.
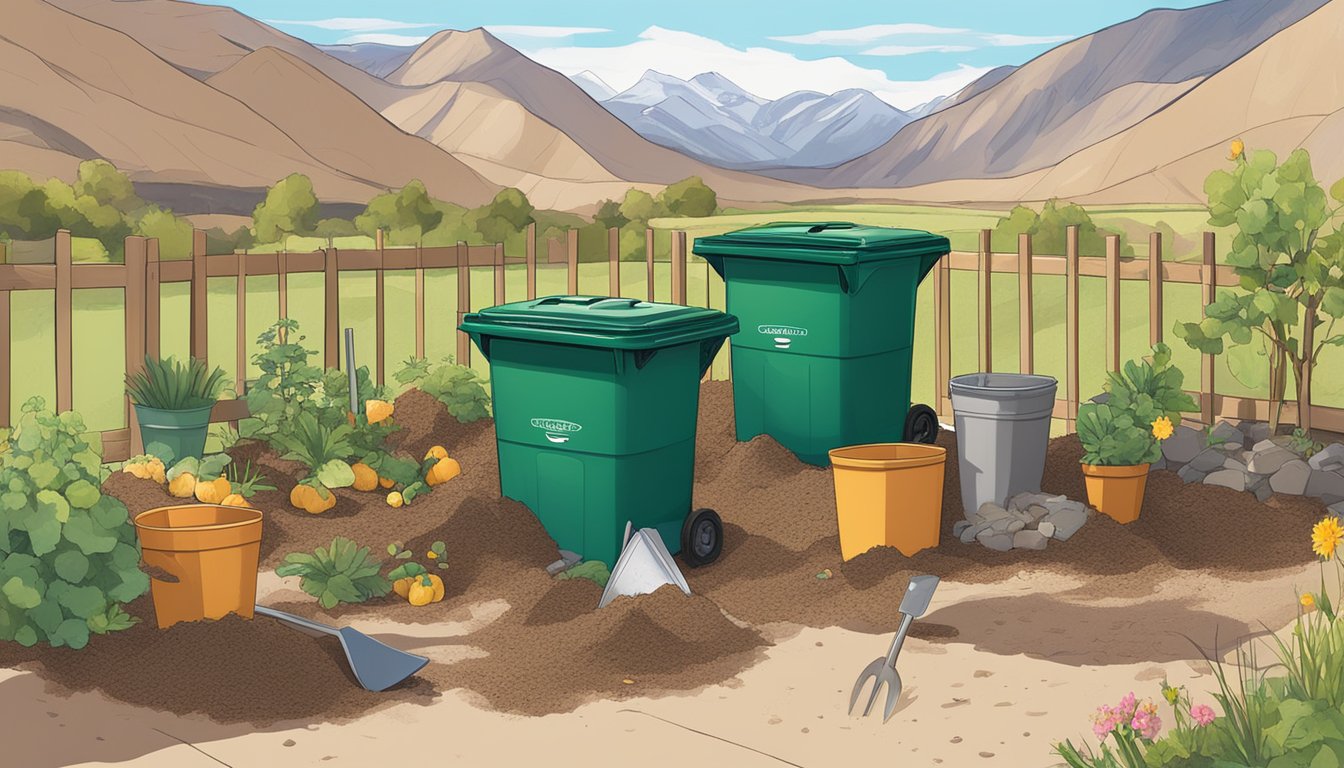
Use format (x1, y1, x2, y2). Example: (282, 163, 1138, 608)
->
(848, 574, 940, 723)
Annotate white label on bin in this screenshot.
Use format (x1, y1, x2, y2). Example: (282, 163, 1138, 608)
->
(758, 325, 806, 350)
(531, 418, 582, 444)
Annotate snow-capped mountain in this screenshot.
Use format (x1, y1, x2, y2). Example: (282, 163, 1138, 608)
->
(587, 70, 913, 169)
(571, 70, 617, 101)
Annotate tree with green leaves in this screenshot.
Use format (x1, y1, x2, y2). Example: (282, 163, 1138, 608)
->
(659, 176, 717, 218)
(1174, 142, 1344, 435)
(593, 199, 628, 230)
(135, 206, 195, 259)
(354, 180, 443, 245)
(251, 174, 319, 244)
(991, 199, 1129, 256)
(73, 159, 143, 213)
(470, 188, 534, 243)
(618, 188, 664, 224)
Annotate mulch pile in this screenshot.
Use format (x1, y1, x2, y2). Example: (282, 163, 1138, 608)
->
(7, 382, 1328, 723)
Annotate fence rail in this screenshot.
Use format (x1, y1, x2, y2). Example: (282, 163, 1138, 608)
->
(3, 223, 1343, 464)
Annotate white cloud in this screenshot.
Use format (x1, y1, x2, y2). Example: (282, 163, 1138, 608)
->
(860, 45, 976, 56)
(485, 25, 612, 39)
(979, 33, 1076, 46)
(523, 26, 993, 111)
(265, 17, 439, 32)
(770, 24, 971, 46)
(337, 33, 433, 46)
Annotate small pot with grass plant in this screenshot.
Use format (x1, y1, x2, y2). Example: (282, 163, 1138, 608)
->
(1077, 344, 1198, 524)
(126, 355, 227, 462)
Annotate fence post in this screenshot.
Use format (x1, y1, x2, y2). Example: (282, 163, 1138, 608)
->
(977, 229, 992, 373)
(1149, 232, 1163, 347)
(1105, 234, 1121, 374)
(414, 243, 425, 359)
(671, 230, 688, 305)
(146, 238, 161, 359)
(1018, 232, 1034, 375)
(190, 229, 208, 363)
(933, 253, 951, 416)
(566, 229, 579, 294)
(646, 227, 656, 302)
(456, 241, 471, 366)
(1202, 232, 1217, 426)
(608, 227, 620, 297)
(235, 248, 247, 404)
(124, 236, 148, 454)
(55, 230, 73, 413)
(494, 242, 506, 305)
(1065, 226, 1080, 429)
(375, 236, 386, 386)
(324, 245, 339, 369)
(526, 222, 537, 301)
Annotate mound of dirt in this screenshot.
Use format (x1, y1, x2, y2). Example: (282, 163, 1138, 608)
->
(0, 605, 434, 726)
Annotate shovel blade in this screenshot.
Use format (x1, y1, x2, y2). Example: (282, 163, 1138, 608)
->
(337, 628, 429, 692)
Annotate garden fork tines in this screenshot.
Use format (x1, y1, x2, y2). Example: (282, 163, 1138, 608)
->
(848, 574, 940, 723)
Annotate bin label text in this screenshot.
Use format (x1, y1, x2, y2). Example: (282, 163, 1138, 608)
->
(758, 324, 806, 350)
(531, 418, 582, 444)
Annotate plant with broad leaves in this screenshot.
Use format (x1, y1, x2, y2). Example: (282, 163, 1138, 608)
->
(1174, 143, 1344, 436)
(275, 537, 391, 609)
(1077, 344, 1199, 466)
(241, 319, 324, 448)
(0, 397, 149, 649)
(401, 357, 491, 423)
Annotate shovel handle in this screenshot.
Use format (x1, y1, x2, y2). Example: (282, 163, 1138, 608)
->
(884, 613, 914, 669)
(254, 605, 340, 638)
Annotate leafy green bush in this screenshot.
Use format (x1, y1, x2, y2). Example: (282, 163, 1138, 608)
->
(0, 398, 149, 649)
(1077, 344, 1198, 466)
(242, 319, 323, 446)
(125, 355, 226, 410)
(557, 560, 610, 588)
(394, 356, 491, 423)
(275, 537, 391, 609)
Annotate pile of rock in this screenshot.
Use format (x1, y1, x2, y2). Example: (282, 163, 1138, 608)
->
(1162, 419, 1344, 514)
(953, 492, 1093, 552)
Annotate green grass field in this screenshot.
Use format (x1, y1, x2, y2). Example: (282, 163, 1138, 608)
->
(7, 202, 1330, 437)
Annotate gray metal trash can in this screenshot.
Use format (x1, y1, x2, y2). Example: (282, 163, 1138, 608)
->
(949, 373, 1058, 518)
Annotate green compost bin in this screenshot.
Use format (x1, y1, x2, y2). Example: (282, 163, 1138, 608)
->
(693, 222, 949, 466)
(460, 296, 739, 569)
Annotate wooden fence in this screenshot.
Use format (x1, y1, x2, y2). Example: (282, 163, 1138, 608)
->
(3, 222, 1342, 463)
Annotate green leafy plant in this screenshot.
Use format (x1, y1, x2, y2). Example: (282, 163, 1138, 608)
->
(1288, 428, 1325, 459)
(0, 397, 149, 649)
(275, 537, 391, 609)
(556, 560, 610, 588)
(395, 357, 491, 423)
(1175, 143, 1344, 436)
(1077, 344, 1199, 466)
(386, 540, 449, 580)
(392, 356, 433, 389)
(125, 355, 226, 410)
(225, 460, 276, 501)
(275, 412, 355, 489)
(241, 319, 323, 447)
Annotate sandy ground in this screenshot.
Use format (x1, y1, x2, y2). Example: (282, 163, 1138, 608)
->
(4, 559, 1319, 768)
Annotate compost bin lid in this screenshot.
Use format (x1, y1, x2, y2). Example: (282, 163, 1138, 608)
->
(692, 222, 950, 266)
(459, 296, 739, 351)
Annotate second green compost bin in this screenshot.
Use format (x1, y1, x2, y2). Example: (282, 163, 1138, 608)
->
(693, 222, 949, 465)
(460, 296, 738, 568)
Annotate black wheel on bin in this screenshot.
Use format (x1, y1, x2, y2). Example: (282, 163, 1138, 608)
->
(904, 404, 940, 445)
(681, 508, 723, 567)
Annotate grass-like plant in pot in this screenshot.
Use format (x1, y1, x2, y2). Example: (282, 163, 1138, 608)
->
(125, 355, 227, 462)
(1076, 344, 1198, 523)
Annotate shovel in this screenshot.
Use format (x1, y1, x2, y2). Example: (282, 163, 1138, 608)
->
(254, 605, 429, 692)
(848, 574, 940, 723)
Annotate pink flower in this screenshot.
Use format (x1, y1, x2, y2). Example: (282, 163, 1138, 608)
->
(1091, 705, 1123, 739)
(1131, 701, 1162, 740)
(1191, 704, 1215, 727)
(1118, 692, 1138, 716)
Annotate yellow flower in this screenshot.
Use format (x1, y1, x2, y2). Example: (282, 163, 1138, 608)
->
(1228, 138, 1245, 161)
(1151, 416, 1175, 441)
(1301, 593, 1316, 612)
(426, 550, 438, 560)
(1312, 515, 1343, 560)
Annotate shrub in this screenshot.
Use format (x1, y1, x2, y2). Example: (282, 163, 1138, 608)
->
(275, 537, 391, 609)
(125, 355, 226, 410)
(1077, 344, 1198, 466)
(0, 398, 149, 649)
(395, 356, 491, 423)
(242, 319, 323, 447)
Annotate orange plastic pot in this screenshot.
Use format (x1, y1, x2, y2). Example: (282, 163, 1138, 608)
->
(830, 443, 947, 560)
(133, 504, 263, 629)
(1081, 463, 1150, 524)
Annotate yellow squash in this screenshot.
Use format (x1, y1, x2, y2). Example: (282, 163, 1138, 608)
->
(351, 462, 379, 492)
(407, 577, 435, 606)
(220, 493, 250, 508)
(168, 473, 197, 498)
(194, 477, 232, 505)
(365, 399, 394, 424)
(426, 457, 461, 486)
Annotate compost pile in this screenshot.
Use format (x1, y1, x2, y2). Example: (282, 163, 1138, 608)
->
(13, 382, 1327, 723)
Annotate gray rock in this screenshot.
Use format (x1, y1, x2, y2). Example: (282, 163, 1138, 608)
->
(1013, 530, 1049, 550)
(1270, 460, 1312, 496)
(989, 517, 1017, 533)
(1246, 473, 1270, 490)
(1308, 443, 1344, 471)
(1203, 469, 1247, 492)
(953, 520, 973, 538)
(1208, 421, 1245, 448)
(1305, 469, 1344, 500)
(1152, 457, 1167, 472)
(1328, 501, 1344, 519)
(1163, 426, 1204, 464)
(1239, 421, 1273, 444)
(976, 502, 1012, 523)
(1189, 448, 1230, 473)
(1036, 521, 1057, 538)
(959, 523, 983, 544)
(1255, 483, 1274, 502)
(1044, 506, 1089, 541)
(1177, 464, 1207, 484)
(546, 549, 584, 575)
(1008, 492, 1067, 512)
(976, 529, 1015, 552)
(1007, 519, 1026, 533)
(1248, 446, 1299, 475)
(1025, 504, 1051, 523)
(1223, 456, 1248, 473)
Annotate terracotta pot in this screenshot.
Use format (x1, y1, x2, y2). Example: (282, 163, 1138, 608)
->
(133, 504, 263, 628)
(1080, 463, 1150, 524)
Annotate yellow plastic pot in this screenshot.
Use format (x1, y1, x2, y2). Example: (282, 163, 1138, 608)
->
(829, 443, 947, 560)
(1081, 463, 1150, 524)
(133, 504, 263, 629)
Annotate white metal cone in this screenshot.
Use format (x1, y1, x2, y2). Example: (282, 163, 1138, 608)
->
(598, 528, 691, 608)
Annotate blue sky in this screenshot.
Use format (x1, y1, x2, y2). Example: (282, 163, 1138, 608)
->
(219, 0, 1212, 109)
